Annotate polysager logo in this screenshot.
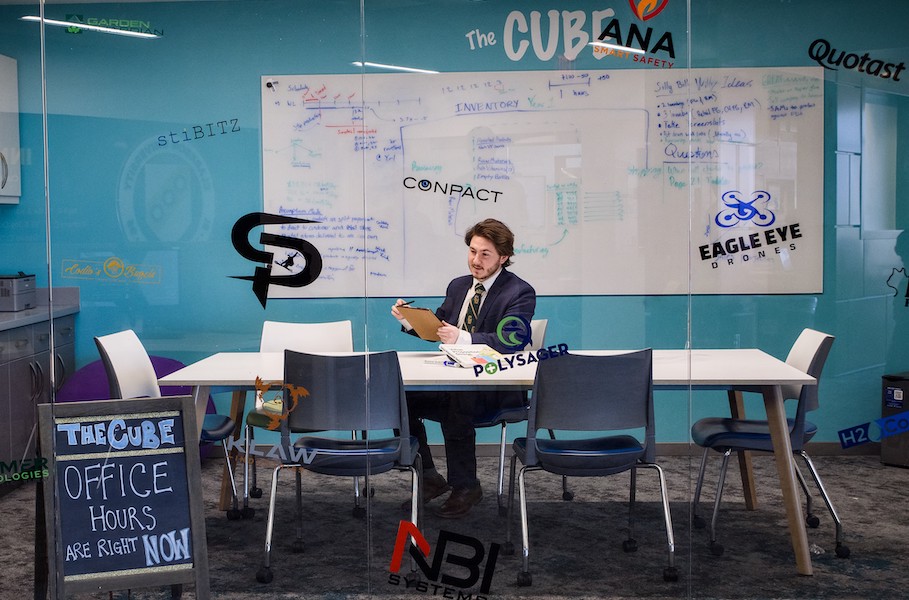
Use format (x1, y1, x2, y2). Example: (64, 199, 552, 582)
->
(496, 315, 532, 348)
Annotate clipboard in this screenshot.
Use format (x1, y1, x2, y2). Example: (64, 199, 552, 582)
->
(398, 306, 443, 341)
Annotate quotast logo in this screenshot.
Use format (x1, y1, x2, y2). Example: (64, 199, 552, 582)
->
(496, 315, 532, 348)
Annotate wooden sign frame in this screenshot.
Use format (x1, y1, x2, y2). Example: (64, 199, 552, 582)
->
(37, 396, 210, 599)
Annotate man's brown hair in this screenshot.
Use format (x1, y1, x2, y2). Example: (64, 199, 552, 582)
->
(464, 219, 514, 267)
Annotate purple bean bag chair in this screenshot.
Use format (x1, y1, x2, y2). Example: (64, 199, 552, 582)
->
(56, 356, 218, 458)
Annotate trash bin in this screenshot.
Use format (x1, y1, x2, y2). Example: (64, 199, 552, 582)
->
(881, 372, 909, 467)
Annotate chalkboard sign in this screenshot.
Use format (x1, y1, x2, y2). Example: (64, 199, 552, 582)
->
(37, 396, 210, 598)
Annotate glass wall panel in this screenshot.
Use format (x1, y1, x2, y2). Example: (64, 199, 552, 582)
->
(689, 1, 909, 598)
(4, 1, 908, 599)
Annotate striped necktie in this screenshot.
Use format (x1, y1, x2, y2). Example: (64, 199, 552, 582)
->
(462, 283, 485, 333)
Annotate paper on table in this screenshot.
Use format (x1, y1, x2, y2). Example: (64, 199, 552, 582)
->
(439, 344, 504, 368)
(398, 306, 443, 341)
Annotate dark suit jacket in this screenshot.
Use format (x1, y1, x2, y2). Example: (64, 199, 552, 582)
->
(431, 268, 536, 354)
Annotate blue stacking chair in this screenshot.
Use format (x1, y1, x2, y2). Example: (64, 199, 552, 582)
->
(690, 328, 849, 559)
(256, 349, 421, 584)
(504, 349, 677, 585)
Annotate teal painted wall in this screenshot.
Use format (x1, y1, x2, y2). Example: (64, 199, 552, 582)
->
(2, 0, 908, 444)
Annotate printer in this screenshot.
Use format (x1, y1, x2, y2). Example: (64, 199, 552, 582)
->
(0, 272, 36, 311)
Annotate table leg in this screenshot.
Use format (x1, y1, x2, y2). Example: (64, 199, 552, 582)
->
(763, 385, 812, 575)
(727, 390, 758, 510)
(219, 390, 248, 511)
(191, 385, 211, 439)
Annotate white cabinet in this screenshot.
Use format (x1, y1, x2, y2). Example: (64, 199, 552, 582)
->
(0, 53, 21, 202)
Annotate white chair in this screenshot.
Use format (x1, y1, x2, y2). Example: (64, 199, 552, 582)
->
(94, 329, 242, 519)
(243, 320, 355, 515)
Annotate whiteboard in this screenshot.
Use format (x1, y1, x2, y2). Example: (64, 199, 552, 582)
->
(261, 67, 823, 297)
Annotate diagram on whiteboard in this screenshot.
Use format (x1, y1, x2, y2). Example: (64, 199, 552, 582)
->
(261, 67, 823, 297)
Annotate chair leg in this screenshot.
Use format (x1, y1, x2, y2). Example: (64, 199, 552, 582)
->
(504, 454, 519, 554)
(707, 449, 732, 556)
(256, 464, 285, 583)
(220, 440, 241, 520)
(496, 423, 508, 516)
(637, 463, 678, 581)
(517, 465, 533, 586)
(692, 447, 710, 528)
(547, 429, 573, 501)
(798, 451, 850, 558)
(793, 460, 816, 526)
(293, 468, 305, 552)
(626, 467, 638, 549)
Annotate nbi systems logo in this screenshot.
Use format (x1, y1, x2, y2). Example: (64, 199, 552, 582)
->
(388, 520, 499, 598)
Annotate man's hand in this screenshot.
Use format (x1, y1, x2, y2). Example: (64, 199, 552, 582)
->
(437, 320, 460, 344)
(391, 298, 407, 322)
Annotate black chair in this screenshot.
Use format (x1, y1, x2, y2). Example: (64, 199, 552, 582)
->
(691, 328, 849, 558)
(504, 349, 677, 585)
(470, 319, 572, 515)
(256, 349, 421, 584)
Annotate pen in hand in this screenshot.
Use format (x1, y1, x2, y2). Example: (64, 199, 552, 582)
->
(399, 300, 415, 306)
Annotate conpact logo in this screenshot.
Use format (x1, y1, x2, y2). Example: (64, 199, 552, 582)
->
(389, 521, 499, 597)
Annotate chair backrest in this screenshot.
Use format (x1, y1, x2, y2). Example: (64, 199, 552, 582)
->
(527, 319, 548, 351)
(783, 328, 835, 414)
(282, 350, 410, 460)
(260, 320, 353, 352)
(94, 329, 161, 399)
(526, 349, 654, 463)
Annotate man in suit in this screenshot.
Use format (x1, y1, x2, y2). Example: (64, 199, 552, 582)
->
(392, 218, 536, 518)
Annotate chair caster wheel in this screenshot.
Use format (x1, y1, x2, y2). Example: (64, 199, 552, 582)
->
(503, 541, 515, 556)
(835, 544, 851, 558)
(292, 539, 305, 553)
(516, 571, 532, 587)
(562, 491, 574, 501)
(250, 487, 263, 499)
(806, 515, 820, 528)
(622, 539, 638, 553)
(404, 574, 421, 588)
(226, 509, 242, 520)
(692, 515, 706, 529)
(498, 504, 507, 517)
(241, 506, 255, 519)
(663, 566, 679, 582)
(353, 506, 367, 519)
(709, 542, 724, 557)
(256, 567, 273, 583)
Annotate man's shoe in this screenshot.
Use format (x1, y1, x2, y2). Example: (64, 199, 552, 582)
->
(402, 470, 450, 510)
(422, 470, 451, 503)
(434, 484, 482, 519)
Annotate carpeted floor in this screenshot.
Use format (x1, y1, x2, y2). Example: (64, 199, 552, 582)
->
(2, 453, 908, 600)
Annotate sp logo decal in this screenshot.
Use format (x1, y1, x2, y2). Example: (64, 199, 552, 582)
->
(230, 212, 323, 308)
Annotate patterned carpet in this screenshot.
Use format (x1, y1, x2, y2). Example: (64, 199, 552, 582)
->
(2, 453, 907, 600)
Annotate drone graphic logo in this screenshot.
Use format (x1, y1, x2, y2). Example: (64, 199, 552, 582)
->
(496, 315, 532, 348)
(230, 212, 323, 308)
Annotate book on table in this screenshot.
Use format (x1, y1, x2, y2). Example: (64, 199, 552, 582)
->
(439, 344, 504, 368)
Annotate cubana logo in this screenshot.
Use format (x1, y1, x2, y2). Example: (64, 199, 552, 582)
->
(496, 315, 532, 348)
